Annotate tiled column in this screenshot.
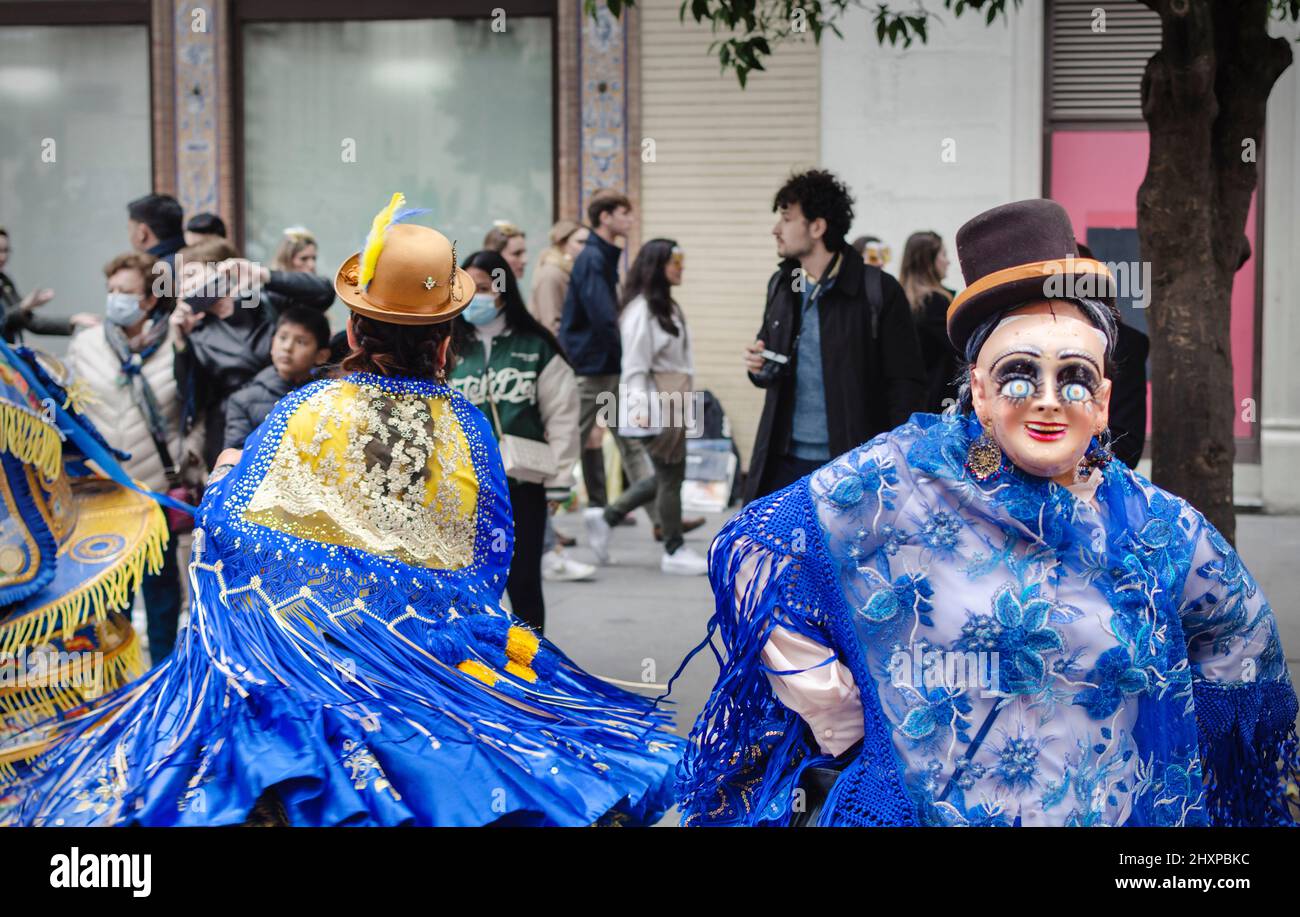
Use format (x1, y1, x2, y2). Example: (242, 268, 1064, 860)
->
(569, 1, 640, 254)
(151, 0, 234, 232)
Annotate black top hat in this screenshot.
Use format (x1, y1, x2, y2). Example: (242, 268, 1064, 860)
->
(946, 199, 1115, 352)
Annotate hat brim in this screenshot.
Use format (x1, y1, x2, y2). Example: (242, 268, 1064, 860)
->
(334, 253, 476, 326)
(946, 258, 1116, 352)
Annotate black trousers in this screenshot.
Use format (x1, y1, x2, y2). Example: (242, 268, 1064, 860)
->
(753, 453, 826, 502)
(507, 480, 547, 633)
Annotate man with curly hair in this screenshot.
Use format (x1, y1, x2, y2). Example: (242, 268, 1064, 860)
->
(742, 169, 925, 502)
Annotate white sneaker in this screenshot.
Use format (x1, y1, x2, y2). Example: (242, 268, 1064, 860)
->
(661, 545, 709, 576)
(583, 507, 612, 564)
(541, 551, 597, 582)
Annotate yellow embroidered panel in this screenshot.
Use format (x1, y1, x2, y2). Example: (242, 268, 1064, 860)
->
(244, 381, 479, 569)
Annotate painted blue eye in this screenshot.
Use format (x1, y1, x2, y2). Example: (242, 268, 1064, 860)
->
(1000, 378, 1034, 400)
(1061, 382, 1090, 403)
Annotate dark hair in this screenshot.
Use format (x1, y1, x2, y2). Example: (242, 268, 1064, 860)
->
(952, 297, 1118, 415)
(850, 235, 879, 254)
(127, 193, 183, 241)
(452, 249, 568, 358)
(587, 189, 631, 229)
(621, 238, 680, 336)
(340, 313, 455, 380)
(186, 212, 227, 238)
(276, 305, 331, 350)
(773, 169, 855, 252)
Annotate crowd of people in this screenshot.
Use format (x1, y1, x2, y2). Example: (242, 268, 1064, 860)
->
(0, 170, 1153, 652)
(1, 177, 1294, 830)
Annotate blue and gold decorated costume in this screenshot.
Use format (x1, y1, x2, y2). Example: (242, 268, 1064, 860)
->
(0, 345, 168, 795)
(1, 371, 681, 826)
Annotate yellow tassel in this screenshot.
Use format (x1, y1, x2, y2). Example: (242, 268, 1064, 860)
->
(357, 192, 405, 291)
(504, 626, 539, 668)
(0, 502, 166, 656)
(0, 403, 61, 480)
(456, 659, 498, 687)
(504, 660, 538, 683)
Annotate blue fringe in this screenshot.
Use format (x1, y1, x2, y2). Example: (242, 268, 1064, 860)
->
(672, 506, 818, 826)
(1195, 679, 1300, 826)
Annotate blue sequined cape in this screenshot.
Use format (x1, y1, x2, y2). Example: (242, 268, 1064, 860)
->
(677, 412, 1298, 827)
(6, 373, 682, 826)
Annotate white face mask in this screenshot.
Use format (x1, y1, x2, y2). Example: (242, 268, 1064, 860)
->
(105, 291, 147, 327)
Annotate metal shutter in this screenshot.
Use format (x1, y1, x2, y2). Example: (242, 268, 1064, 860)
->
(1048, 0, 1161, 122)
(638, 0, 820, 466)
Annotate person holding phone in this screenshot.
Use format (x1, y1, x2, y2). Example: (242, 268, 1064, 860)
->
(170, 239, 274, 469)
(743, 170, 925, 504)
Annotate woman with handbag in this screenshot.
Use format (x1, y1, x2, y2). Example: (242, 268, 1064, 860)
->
(447, 249, 583, 633)
(583, 240, 707, 576)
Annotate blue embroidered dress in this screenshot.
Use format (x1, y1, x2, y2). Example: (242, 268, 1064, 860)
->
(677, 412, 1298, 826)
(4, 373, 682, 826)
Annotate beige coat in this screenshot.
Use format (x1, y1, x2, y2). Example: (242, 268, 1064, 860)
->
(528, 251, 573, 335)
(67, 323, 185, 492)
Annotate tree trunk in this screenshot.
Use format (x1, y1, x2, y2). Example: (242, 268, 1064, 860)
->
(1137, 0, 1291, 544)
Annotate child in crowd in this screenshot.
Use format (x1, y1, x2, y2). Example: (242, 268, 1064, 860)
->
(222, 305, 330, 449)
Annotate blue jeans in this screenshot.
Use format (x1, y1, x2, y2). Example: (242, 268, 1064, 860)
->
(141, 537, 182, 662)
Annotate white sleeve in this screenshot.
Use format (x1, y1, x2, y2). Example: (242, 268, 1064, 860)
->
(729, 533, 865, 758)
(535, 353, 580, 494)
(619, 301, 656, 416)
(761, 626, 865, 757)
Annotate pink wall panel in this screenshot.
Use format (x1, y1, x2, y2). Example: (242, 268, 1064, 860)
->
(1049, 131, 1257, 440)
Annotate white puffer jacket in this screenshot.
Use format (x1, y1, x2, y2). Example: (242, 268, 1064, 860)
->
(67, 323, 185, 492)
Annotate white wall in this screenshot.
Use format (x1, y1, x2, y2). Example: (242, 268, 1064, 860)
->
(820, 4, 1044, 287)
(1260, 17, 1300, 512)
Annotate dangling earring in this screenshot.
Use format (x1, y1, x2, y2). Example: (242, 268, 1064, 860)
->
(967, 419, 1003, 481)
(1078, 428, 1114, 477)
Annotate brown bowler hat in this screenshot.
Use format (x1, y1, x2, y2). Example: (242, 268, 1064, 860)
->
(335, 221, 474, 326)
(946, 199, 1115, 352)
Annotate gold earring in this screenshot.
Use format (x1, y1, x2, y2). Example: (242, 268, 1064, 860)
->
(967, 418, 1003, 481)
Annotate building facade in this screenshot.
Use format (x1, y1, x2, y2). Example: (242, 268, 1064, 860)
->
(1, 0, 1296, 509)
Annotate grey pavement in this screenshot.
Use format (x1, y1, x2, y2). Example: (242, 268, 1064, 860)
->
(544, 507, 1300, 824)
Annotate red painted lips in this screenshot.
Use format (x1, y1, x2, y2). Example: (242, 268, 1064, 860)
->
(1024, 422, 1067, 442)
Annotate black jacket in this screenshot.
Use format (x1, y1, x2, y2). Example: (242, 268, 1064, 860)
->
(253, 271, 335, 322)
(915, 288, 960, 413)
(0, 272, 73, 343)
(744, 248, 925, 503)
(558, 232, 622, 376)
(223, 364, 309, 450)
(1108, 320, 1149, 469)
(175, 307, 273, 467)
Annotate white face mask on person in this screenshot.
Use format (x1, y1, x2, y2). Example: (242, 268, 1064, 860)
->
(461, 292, 500, 326)
(105, 291, 147, 327)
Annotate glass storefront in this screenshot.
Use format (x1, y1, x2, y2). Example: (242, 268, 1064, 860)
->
(0, 24, 152, 338)
(241, 16, 553, 323)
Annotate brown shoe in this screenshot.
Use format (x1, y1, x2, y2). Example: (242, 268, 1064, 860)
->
(654, 517, 706, 542)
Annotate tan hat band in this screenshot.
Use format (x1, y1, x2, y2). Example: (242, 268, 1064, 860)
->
(947, 258, 1115, 325)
